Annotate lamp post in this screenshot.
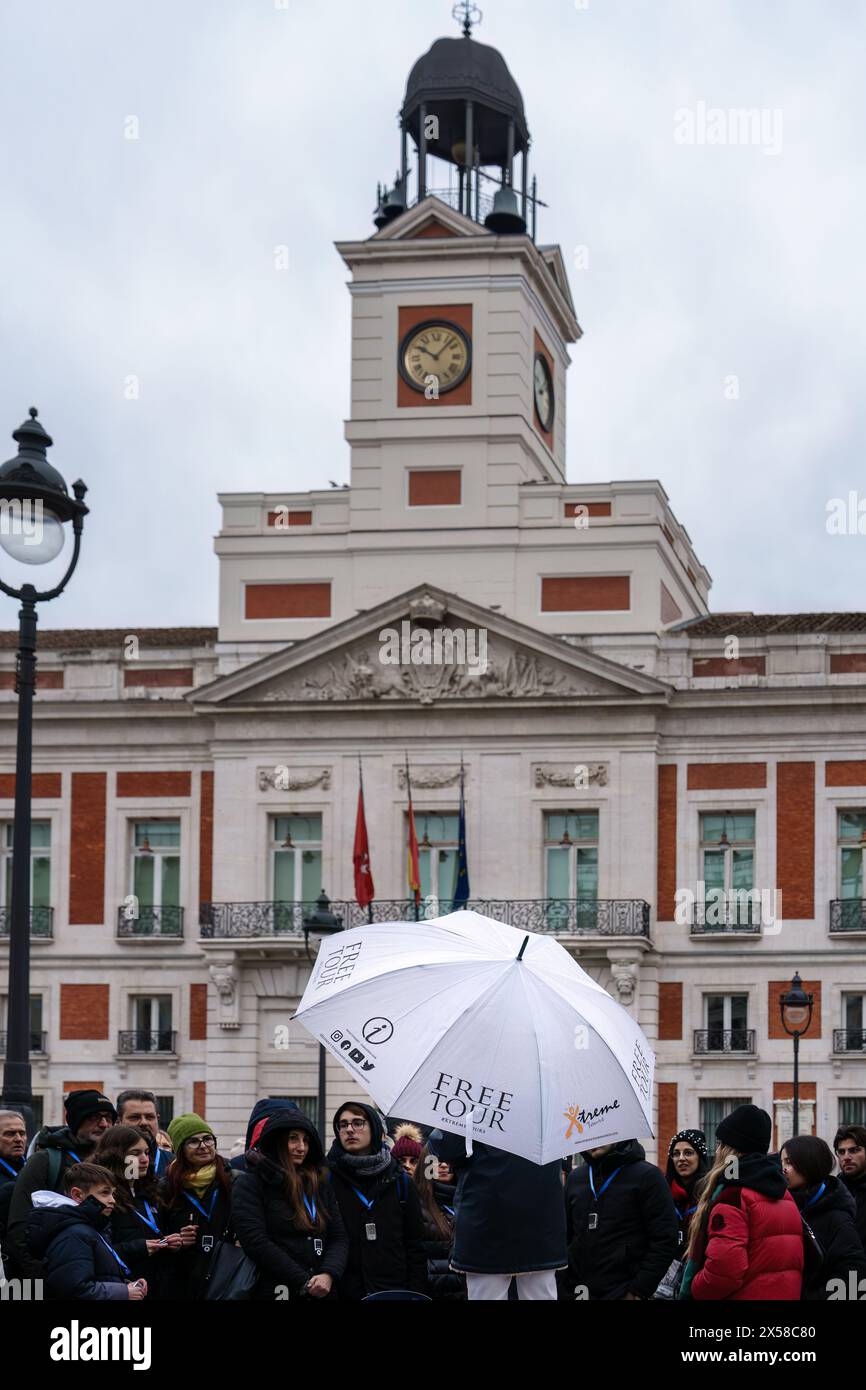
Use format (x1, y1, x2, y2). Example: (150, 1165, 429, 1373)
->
(302, 891, 344, 1139)
(0, 409, 88, 1135)
(779, 972, 814, 1140)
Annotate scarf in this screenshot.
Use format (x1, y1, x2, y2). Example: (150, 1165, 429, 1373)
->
(327, 1141, 393, 1180)
(184, 1162, 217, 1195)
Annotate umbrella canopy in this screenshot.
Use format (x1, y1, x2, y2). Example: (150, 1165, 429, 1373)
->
(294, 909, 654, 1166)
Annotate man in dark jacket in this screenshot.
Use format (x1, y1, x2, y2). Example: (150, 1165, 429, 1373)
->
(229, 1098, 303, 1173)
(0, 1108, 27, 1266)
(563, 1138, 679, 1300)
(116, 1089, 172, 1180)
(26, 1161, 143, 1300)
(834, 1124, 866, 1253)
(327, 1102, 426, 1300)
(428, 1128, 567, 1300)
(6, 1089, 116, 1278)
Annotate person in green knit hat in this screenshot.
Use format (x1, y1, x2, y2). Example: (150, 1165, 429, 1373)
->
(158, 1114, 236, 1300)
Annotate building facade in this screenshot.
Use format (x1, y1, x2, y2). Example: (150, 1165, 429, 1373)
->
(1, 18, 864, 1158)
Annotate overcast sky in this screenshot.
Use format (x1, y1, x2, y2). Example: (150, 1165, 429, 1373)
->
(0, 0, 863, 630)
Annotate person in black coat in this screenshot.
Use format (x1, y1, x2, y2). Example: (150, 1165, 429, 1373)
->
(158, 1114, 235, 1300)
(233, 1110, 348, 1299)
(229, 1097, 304, 1173)
(428, 1129, 567, 1300)
(665, 1128, 710, 1254)
(95, 1123, 186, 1289)
(563, 1138, 679, 1300)
(0, 1109, 27, 1267)
(25, 1162, 145, 1301)
(834, 1124, 866, 1254)
(782, 1135, 866, 1299)
(413, 1144, 465, 1300)
(327, 1102, 426, 1300)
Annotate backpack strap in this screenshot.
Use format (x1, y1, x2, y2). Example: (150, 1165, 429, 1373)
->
(396, 1170, 410, 1204)
(46, 1146, 64, 1192)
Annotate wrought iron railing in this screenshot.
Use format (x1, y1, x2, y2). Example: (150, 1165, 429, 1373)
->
(830, 900, 866, 933)
(833, 1028, 866, 1053)
(116, 905, 184, 938)
(0, 906, 53, 939)
(118, 1030, 177, 1055)
(691, 898, 761, 933)
(199, 898, 651, 939)
(0, 1030, 47, 1054)
(694, 1029, 756, 1054)
(423, 186, 496, 221)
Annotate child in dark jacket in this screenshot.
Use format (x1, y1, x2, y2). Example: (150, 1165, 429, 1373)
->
(25, 1162, 147, 1301)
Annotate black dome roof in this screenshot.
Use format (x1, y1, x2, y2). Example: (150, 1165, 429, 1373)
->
(403, 35, 529, 153)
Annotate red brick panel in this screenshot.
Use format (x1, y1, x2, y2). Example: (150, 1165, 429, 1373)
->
(776, 762, 815, 920)
(63, 1080, 105, 1095)
(657, 1083, 678, 1167)
(0, 670, 64, 690)
(658, 983, 683, 1041)
(116, 772, 192, 798)
(692, 657, 766, 677)
(541, 576, 630, 612)
(687, 763, 767, 790)
(768, 981, 821, 1040)
(564, 501, 612, 519)
(199, 770, 214, 905)
(410, 218, 458, 239)
(69, 772, 106, 925)
(657, 766, 678, 922)
(397, 303, 473, 408)
(245, 583, 331, 620)
(0, 773, 62, 799)
(830, 653, 866, 674)
(660, 583, 682, 625)
(267, 509, 312, 527)
(190, 984, 208, 1041)
(772, 1081, 817, 1148)
(60, 984, 109, 1040)
(123, 668, 193, 687)
(192, 1082, 207, 1119)
(826, 761, 866, 786)
(533, 330, 555, 447)
(408, 469, 462, 507)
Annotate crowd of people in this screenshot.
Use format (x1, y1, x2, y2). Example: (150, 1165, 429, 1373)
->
(1, 1089, 865, 1302)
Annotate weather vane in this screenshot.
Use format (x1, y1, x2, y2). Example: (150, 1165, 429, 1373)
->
(452, 1, 482, 38)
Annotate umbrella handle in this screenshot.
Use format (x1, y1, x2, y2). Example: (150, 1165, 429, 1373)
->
(465, 1107, 474, 1158)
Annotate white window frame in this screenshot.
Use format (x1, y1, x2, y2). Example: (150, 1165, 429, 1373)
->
(269, 814, 323, 903)
(128, 818, 181, 912)
(543, 810, 600, 899)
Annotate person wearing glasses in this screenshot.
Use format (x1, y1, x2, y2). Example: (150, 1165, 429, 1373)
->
(158, 1114, 235, 1300)
(327, 1103, 426, 1300)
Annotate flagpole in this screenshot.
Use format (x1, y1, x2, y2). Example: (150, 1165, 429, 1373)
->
(359, 755, 373, 924)
(405, 750, 420, 922)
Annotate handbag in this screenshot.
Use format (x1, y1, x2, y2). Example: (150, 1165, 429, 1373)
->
(653, 1257, 685, 1301)
(204, 1239, 259, 1301)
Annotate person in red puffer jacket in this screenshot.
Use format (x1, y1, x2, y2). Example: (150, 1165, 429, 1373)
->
(679, 1104, 804, 1301)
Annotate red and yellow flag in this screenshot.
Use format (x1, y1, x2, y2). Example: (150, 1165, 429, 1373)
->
(405, 756, 421, 905)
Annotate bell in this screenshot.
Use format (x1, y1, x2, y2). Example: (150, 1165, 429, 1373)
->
(484, 185, 526, 235)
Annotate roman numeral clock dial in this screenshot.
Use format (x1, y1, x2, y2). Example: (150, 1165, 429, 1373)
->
(534, 352, 555, 432)
(399, 320, 472, 394)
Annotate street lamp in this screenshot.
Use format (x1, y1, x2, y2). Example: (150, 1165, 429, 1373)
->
(0, 409, 88, 1135)
(302, 891, 344, 1139)
(779, 972, 814, 1140)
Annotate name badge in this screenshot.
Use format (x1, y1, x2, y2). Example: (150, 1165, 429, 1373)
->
(313, 1238, 323, 1256)
(587, 1212, 598, 1231)
(365, 1222, 377, 1241)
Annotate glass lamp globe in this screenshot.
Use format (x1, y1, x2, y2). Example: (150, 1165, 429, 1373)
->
(0, 506, 65, 564)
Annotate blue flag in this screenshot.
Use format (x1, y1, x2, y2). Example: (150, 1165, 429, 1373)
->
(452, 765, 470, 910)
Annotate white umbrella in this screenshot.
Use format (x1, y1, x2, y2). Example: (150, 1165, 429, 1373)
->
(294, 909, 655, 1166)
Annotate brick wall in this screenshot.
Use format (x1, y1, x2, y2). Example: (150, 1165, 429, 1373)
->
(687, 763, 767, 789)
(0, 670, 64, 690)
(830, 653, 866, 674)
(192, 1082, 207, 1118)
(564, 501, 612, 519)
(245, 582, 331, 620)
(825, 761, 866, 786)
(692, 656, 766, 677)
(657, 765, 678, 922)
(63, 1080, 105, 1095)
(0, 773, 62, 798)
(123, 668, 193, 687)
(267, 509, 312, 527)
(60, 984, 109, 1040)
(199, 770, 214, 904)
(398, 304, 473, 408)
(767, 980, 822, 1040)
(69, 772, 107, 925)
(190, 984, 208, 1041)
(540, 576, 630, 612)
(776, 762, 815, 919)
(657, 1083, 678, 1163)
(658, 983, 683, 1040)
(116, 771, 192, 797)
(408, 469, 462, 507)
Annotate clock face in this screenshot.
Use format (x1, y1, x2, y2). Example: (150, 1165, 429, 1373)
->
(534, 352, 555, 432)
(399, 320, 472, 395)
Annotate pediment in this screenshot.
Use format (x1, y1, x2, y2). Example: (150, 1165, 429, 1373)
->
(191, 586, 670, 709)
(372, 195, 489, 242)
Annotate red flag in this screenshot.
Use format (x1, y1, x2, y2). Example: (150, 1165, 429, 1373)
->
(406, 758, 421, 906)
(353, 764, 375, 909)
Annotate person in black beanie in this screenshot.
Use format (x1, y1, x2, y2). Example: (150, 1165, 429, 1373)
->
(665, 1129, 710, 1252)
(782, 1134, 866, 1299)
(6, 1089, 117, 1279)
(326, 1102, 426, 1300)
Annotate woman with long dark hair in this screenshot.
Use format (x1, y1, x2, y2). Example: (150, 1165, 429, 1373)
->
(95, 1124, 185, 1285)
(233, 1111, 348, 1300)
(782, 1134, 866, 1299)
(414, 1144, 464, 1300)
(664, 1129, 710, 1253)
(158, 1114, 235, 1300)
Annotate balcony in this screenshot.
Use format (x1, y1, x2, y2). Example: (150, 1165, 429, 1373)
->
(830, 900, 866, 934)
(116, 905, 184, 939)
(690, 898, 761, 937)
(833, 1029, 866, 1054)
(199, 898, 651, 939)
(0, 1031, 47, 1054)
(693, 1029, 756, 1055)
(0, 906, 53, 940)
(118, 1030, 177, 1055)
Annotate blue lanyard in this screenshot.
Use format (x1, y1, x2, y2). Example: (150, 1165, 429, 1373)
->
(68, 1150, 81, 1164)
(130, 1200, 161, 1234)
(805, 1182, 826, 1209)
(676, 1204, 698, 1221)
(589, 1165, 623, 1202)
(154, 1148, 168, 1175)
(303, 1194, 317, 1223)
(350, 1185, 375, 1211)
(0, 1157, 18, 1178)
(185, 1189, 218, 1222)
(441, 1204, 455, 1217)
(98, 1233, 131, 1277)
